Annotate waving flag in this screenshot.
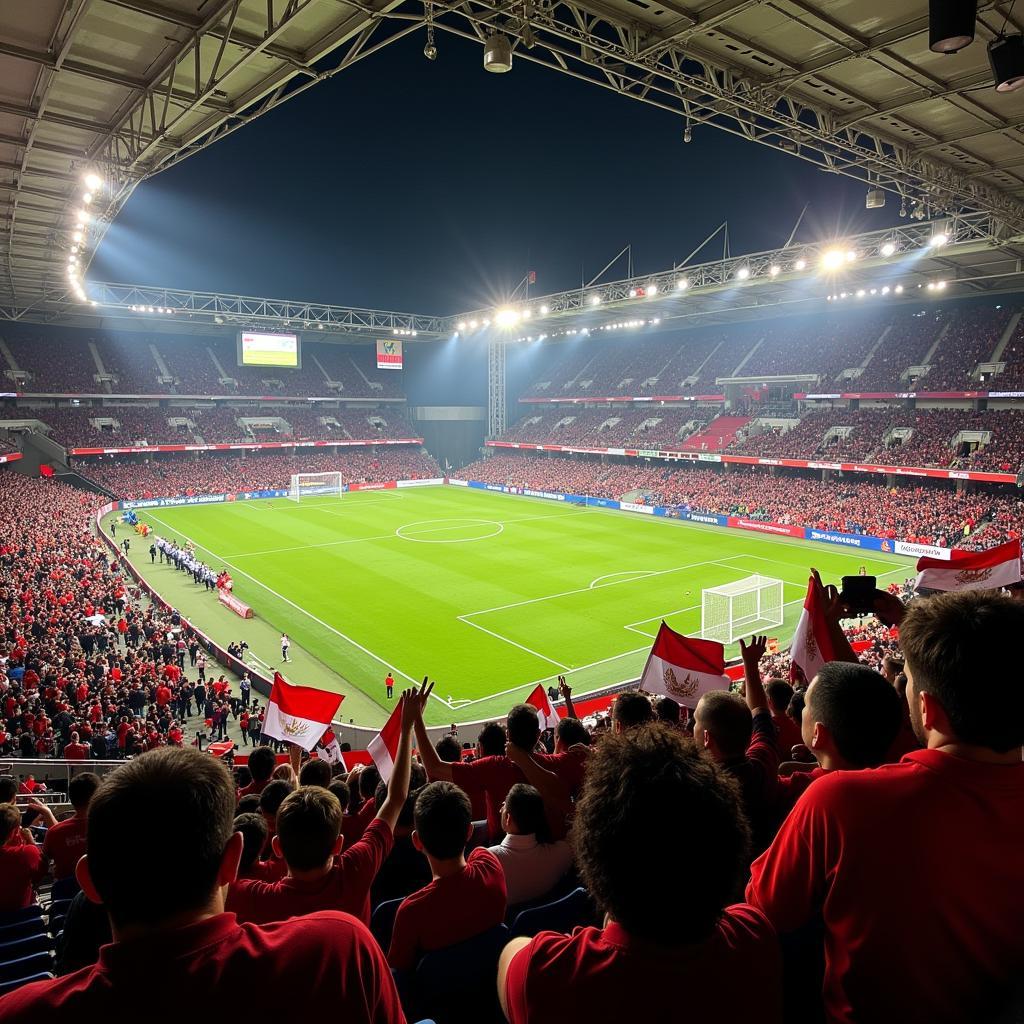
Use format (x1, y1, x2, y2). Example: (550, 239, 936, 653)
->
(315, 728, 343, 765)
(639, 622, 730, 703)
(916, 538, 1021, 593)
(262, 672, 344, 752)
(368, 701, 403, 782)
(790, 576, 838, 685)
(525, 684, 560, 730)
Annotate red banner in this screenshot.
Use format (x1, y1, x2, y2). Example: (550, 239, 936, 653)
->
(218, 589, 253, 619)
(727, 517, 806, 538)
(347, 480, 398, 491)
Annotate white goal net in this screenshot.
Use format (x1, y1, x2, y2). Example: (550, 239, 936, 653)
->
(701, 575, 784, 645)
(288, 472, 344, 501)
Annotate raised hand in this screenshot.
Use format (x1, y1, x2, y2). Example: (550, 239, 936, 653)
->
(400, 689, 421, 730)
(739, 635, 768, 665)
(557, 675, 572, 700)
(408, 676, 434, 718)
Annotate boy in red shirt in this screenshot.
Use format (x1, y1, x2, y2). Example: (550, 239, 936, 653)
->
(387, 780, 507, 972)
(498, 723, 782, 1024)
(748, 590, 1024, 1024)
(227, 690, 416, 926)
(0, 805, 45, 911)
(0, 747, 403, 1024)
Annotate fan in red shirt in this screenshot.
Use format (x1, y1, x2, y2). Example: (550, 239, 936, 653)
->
(228, 690, 417, 926)
(415, 700, 586, 841)
(0, 747, 404, 1024)
(35, 772, 100, 880)
(387, 781, 507, 973)
(63, 731, 90, 760)
(236, 745, 276, 800)
(498, 723, 782, 1024)
(748, 590, 1024, 1024)
(763, 678, 803, 759)
(0, 806, 45, 911)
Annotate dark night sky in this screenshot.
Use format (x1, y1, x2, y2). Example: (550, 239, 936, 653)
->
(91, 31, 900, 315)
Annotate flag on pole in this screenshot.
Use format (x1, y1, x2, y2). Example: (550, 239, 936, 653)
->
(790, 576, 838, 685)
(368, 702, 403, 783)
(315, 728, 343, 764)
(262, 672, 344, 752)
(638, 623, 730, 703)
(525, 684, 560, 730)
(915, 538, 1022, 593)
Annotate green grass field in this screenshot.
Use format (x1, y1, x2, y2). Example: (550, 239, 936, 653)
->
(111, 485, 913, 727)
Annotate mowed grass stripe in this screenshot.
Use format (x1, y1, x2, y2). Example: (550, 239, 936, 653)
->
(134, 487, 913, 725)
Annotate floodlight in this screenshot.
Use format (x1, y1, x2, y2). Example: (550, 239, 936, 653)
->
(895, 285, 904, 293)
(930, 0, 977, 52)
(76, 210, 89, 224)
(469, 320, 478, 329)
(521, 309, 531, 319)
(457, 321, 467, 331)
(845, 250, 857, 262)
(483, 34, 512, 73)
(647, 284, 658, 296)
(736, 266, 750, 280)
(590, 294, 601, 305)
(73, 231, 82, 242)
(794, 258, 807, 271)
(937, 280, 947, 290)
(629, 288, 638, 298)
(494, 308, 520, 327)
(856, 289, 866, 298)
(880, 241, 896, 257)
(676, 278, 689, 290)
(929, 232, 948, 247)
(821, 249, 844, 271)
(990, 34, 1024, 91)
(539, 305, 549, 315)
(769, 265, 780, 277)
(882, 286, 891, 295)
(84, 172, 101, 191)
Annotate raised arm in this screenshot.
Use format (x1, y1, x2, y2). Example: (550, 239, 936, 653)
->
(738, 635, 769, 715)
(410, 677, 454, 782)
(376, 690, 417, 832)
(812, 569, 860, 665)
(557, 676, 578, 721)
(505, 741, 572, 834)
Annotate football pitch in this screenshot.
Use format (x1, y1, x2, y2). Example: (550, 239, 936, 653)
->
(114, 485, 913, 727)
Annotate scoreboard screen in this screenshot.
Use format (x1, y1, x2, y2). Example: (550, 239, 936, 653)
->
(238, 331, 300, 368)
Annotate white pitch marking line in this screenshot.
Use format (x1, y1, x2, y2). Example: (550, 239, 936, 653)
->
(456, 616, 571, 671)
(589, 570, 660, 589)
(144, 512, 454, 710)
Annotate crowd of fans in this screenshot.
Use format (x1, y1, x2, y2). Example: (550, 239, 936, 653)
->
(1, 574, 1021, 1023)
(75, 448, 441, 499)
(461, 453, 1022, 547)
(2, 405, 419, 450)
(0, 473, 249, 765)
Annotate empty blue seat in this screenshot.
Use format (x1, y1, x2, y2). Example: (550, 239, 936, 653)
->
(0, 951, 54, 983)
(0, 933, 52, 962)
(0, 906, 42, 929)
(510, 887, 596, 939)
(0, 971, 53, 997)
(410, 924, 509, 1024)
(0, 918, 46, 944)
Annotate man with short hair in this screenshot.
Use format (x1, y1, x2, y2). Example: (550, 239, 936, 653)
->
(498, 724, 781, 1023)
(298, 758, 333, 789)
(387, 780, 507, 972)
(63, 731, 90, 760)
(611, 692, 653, 732)
(0, 804, 44, 911)
(0, 748, 403, 1022)
(226, 691, 416, 926)
(415, 687, 586, 841)
(748, 591, 1024, 1024)
(35, 772, 100, 881)
(434, 735, 462, 763)
(237, 745, 275, 799)
(764, 678, 802, 759)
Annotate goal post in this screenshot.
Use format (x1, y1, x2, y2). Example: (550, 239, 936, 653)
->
(701, 575, 784, 645)
(287, 472, 344, 502)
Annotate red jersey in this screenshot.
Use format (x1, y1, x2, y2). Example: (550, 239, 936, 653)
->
(0, 912, 404, 1024)
(747, 749, 1024, 1024)
(0, 842, 44, 911)
(504, 908, 782, 1024)
(387, 847, 506, 972)
(226, 819, 393, 926)
(42, 815, 88, 880)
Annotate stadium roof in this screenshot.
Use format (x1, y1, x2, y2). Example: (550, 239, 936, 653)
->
(4, 0, 1024, 316)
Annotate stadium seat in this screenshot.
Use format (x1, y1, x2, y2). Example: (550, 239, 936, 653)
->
(0, 906, 42, 928)
(0, 971, 54, 998)
(45, 899, 72, 920)
(0, 950, 54, 983)
(0, 918, 46, 944)
(50, 876, 81, 902)
(0, 933, 52, 961)
(408, 924, 510, 1024)
(466, 820, 489, 852)
(370, 897, 403, 950)
(510, 887, 597, 939)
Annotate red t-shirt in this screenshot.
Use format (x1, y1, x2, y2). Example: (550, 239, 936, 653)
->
(504, 908, 782, 1024)
(42, 815, 88, 880)
(63, 742, 89, 760)
(0, 842, 43, 911)
(387, 847, 507, 972)
(772, 765, 829, 821)
(0, 912, 403, 1023)
(226, 818, 393, 926)
(771, 712, 803, 760)
(236, 778, 270, 801)
(747, 749, 1024, 1024)
(451, 751, 586, 839)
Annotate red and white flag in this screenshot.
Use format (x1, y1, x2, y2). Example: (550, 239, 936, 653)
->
(790, 576, 838, 685)
(525, 684, 560, 730)
(916, 538, 1022, 593)
(368, 701, 403, 783)
(315, 728, 343, 765)
(262, 672, 344, 752)
(639, 623, 730, 703)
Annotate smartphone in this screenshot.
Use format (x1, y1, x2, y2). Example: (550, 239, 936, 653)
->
(840, 575, 877, 616)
